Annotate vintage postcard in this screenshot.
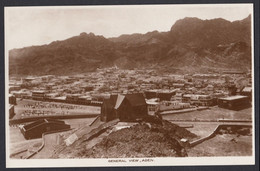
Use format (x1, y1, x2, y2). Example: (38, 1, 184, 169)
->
(5, 4, 255, 167)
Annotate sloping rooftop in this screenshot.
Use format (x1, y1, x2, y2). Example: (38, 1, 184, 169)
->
(125, 93, 147, 106)
(106, 94, 147, 109)
(103, 95, 118, 109)
(114, 94, 125, 109)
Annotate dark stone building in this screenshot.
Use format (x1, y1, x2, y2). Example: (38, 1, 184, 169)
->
(20, 119, 70, 139)
(144, 90, 175, 101)
(144, 90, 157, 99)
(9, 95, 16, 105)
(101, 93, 148, 122)
(218, 95, 250, 110)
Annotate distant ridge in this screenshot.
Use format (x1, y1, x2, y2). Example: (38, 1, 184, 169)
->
(9, 15, 251, 75)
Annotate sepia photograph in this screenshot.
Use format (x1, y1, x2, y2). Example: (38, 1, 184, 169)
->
(4, 3, 255, 167)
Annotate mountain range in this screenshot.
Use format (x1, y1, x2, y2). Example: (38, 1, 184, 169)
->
(9, 15, 251, 75)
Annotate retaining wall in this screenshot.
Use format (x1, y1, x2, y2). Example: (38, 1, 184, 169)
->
(65, 118, 120, 146)
(26, 128, 72, 159)
(160, 107, 209, 115)
(10, 128, 72, 159)
(189, 124, 252, 147)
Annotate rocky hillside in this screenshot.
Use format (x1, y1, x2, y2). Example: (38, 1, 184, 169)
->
(51, 119, 197, 158)
(9, 15, 251, 75)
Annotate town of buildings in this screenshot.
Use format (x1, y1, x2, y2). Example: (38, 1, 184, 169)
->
(8, 67, 252, 142)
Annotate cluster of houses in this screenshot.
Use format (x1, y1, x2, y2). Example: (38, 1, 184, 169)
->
(7, 68, 253, 141)
(8, 67, 252, 120)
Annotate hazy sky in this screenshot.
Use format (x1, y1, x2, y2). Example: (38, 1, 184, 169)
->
(5, 4, 252, 50)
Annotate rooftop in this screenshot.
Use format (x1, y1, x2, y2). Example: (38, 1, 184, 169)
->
(242, 87, 252, 92)
(52, 96, 66, 100)
(32, 90, 46, 93)
(219, 95, 248, 101)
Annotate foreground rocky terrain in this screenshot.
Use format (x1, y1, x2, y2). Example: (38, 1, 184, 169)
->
(51, 118, 197, 158)
(188, 126, 252, 156)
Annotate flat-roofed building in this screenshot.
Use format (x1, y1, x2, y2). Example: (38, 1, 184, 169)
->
(66, 94, 80, 102)
(24, 77, 35, 82)
(32, 90, 46, 100)
(182, 94, 192, 103)
(218, 95, 250, 110)
(241, 87, 252, 99)
(146, 98, 160, 115)
(188, 94, 213, 106)
(9, 85, 22, 93)
(171, 91, 183, 102)
(9, 94, 16, 105)
(50, 96, 66, 103)
(197, 95, 214, 106)
(144, 90, 157, 99)
(45, 93, 59, 98)
(159, 101, 190, 111)
(20, 119, 70, 139)
(12, 90, 31, 98)
(157, 90, 176, 101)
